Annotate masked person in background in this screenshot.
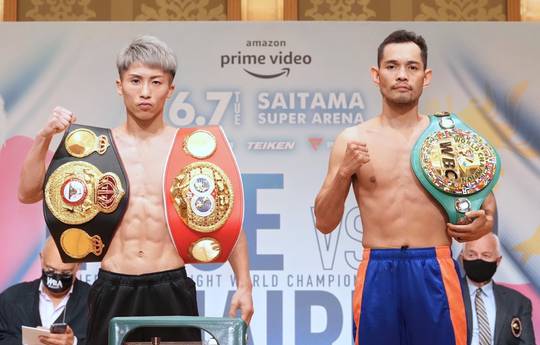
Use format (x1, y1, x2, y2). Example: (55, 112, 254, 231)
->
(461, 233, 536, 345)
(0, 237, 91, 345)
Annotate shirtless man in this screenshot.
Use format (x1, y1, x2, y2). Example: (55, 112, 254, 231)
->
(18, 35, 253, 345)
(314, 30, 495, 345)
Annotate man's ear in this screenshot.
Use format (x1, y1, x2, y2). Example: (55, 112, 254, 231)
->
(370, 66, 380, 86)
(167, 83, 175, 99)
(116, 79, 123, 96)
(423, 68, 432, 88)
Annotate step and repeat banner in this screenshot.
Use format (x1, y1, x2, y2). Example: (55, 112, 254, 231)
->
(1, 22, 539, 344)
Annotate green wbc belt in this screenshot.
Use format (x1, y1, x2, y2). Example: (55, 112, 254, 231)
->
(411, 112, 501, 224)
(43, 124, 129, 262)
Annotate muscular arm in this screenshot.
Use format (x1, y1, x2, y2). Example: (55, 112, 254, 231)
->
(18, 134, 53, 203)
(314, 129, 369, 233)
(227, 231, 254, 323)
(18, 107, 75, 204)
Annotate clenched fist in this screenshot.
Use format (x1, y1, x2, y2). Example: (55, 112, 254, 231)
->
(38, 106, 77, 139)
(338, 141, 370, 178)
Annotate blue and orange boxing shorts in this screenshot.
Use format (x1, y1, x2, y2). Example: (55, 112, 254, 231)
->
(352, 246, 466, 345)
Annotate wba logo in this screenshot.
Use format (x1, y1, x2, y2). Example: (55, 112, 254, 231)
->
(47, 277, 62, 289)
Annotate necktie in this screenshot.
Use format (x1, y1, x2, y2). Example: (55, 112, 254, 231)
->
(475, 288, 491, 345)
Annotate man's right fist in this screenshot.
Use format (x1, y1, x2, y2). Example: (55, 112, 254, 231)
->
(38, 106, 76, 138)
(338, 141, 370, 178)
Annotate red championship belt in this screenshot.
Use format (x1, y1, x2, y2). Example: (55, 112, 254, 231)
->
(164, 126, 243, 263)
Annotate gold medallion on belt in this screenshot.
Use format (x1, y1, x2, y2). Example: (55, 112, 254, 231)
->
(170, 161, 234, 234)
(420, 128, 498, 195)
(65, 128, 110, 158)
(60, 228, 105, 258)
(44, 161, 125, 224)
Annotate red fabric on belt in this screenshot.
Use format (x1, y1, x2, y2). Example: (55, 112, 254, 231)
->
(164, 126, 243, 263)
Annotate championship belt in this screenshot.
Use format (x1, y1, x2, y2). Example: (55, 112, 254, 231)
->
(164, 126, 243, 264)
(411, 112, 501, 224)
(43, 124, 129, 262)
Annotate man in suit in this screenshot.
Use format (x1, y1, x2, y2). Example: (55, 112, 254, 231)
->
(461, 232, 536, 345)
(0, 237, 91, 345)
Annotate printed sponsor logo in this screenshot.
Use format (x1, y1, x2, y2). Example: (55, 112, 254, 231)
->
(308, 137, 323, 151)
(220, 40, 312, 79)
(247, 140, 296, 151)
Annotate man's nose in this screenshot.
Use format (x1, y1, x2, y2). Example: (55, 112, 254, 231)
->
(396, 66, 408, 80)
(140, 82, 151, 98)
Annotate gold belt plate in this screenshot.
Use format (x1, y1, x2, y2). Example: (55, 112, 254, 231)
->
(170, 161, 234, 233)
(420, 128, 498, 195)
(44, 161, 125, 224)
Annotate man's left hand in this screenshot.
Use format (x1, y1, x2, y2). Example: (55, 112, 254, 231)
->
(38, 325, 75, 345)
(228, 286, 254, 324)
(447, 209, 491, 242)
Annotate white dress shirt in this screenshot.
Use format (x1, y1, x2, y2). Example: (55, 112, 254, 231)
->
(467, 278, 496, 345)
(37, 281, 77, 345)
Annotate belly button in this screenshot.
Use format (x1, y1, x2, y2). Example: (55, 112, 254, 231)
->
(138, 250, 144, 257)
(369, 176, 376, 183)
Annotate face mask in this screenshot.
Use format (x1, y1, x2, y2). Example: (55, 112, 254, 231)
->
(41, 270, 73, 294)
(463, 259, 497, 283)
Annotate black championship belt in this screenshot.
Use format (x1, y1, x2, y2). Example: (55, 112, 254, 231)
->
(43, 124, 129, 262)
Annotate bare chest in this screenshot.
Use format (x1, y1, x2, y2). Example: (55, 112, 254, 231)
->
(356, 131, 419, 189)
(114, 138, 171, 199)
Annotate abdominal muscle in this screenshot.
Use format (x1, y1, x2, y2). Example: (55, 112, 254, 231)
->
(357, 189, 452, 249)
(100, 126, 184, 275)
(100, 200, 184, 275)
(352, 121, 452, 249)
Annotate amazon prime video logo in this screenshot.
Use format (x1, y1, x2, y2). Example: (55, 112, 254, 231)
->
(220, 40, 312, 79)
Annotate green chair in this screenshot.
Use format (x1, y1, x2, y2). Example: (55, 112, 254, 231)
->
(109, 316, 247, 345)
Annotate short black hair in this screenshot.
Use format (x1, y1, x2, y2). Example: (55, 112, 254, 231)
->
(377, 30, 428, 69)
